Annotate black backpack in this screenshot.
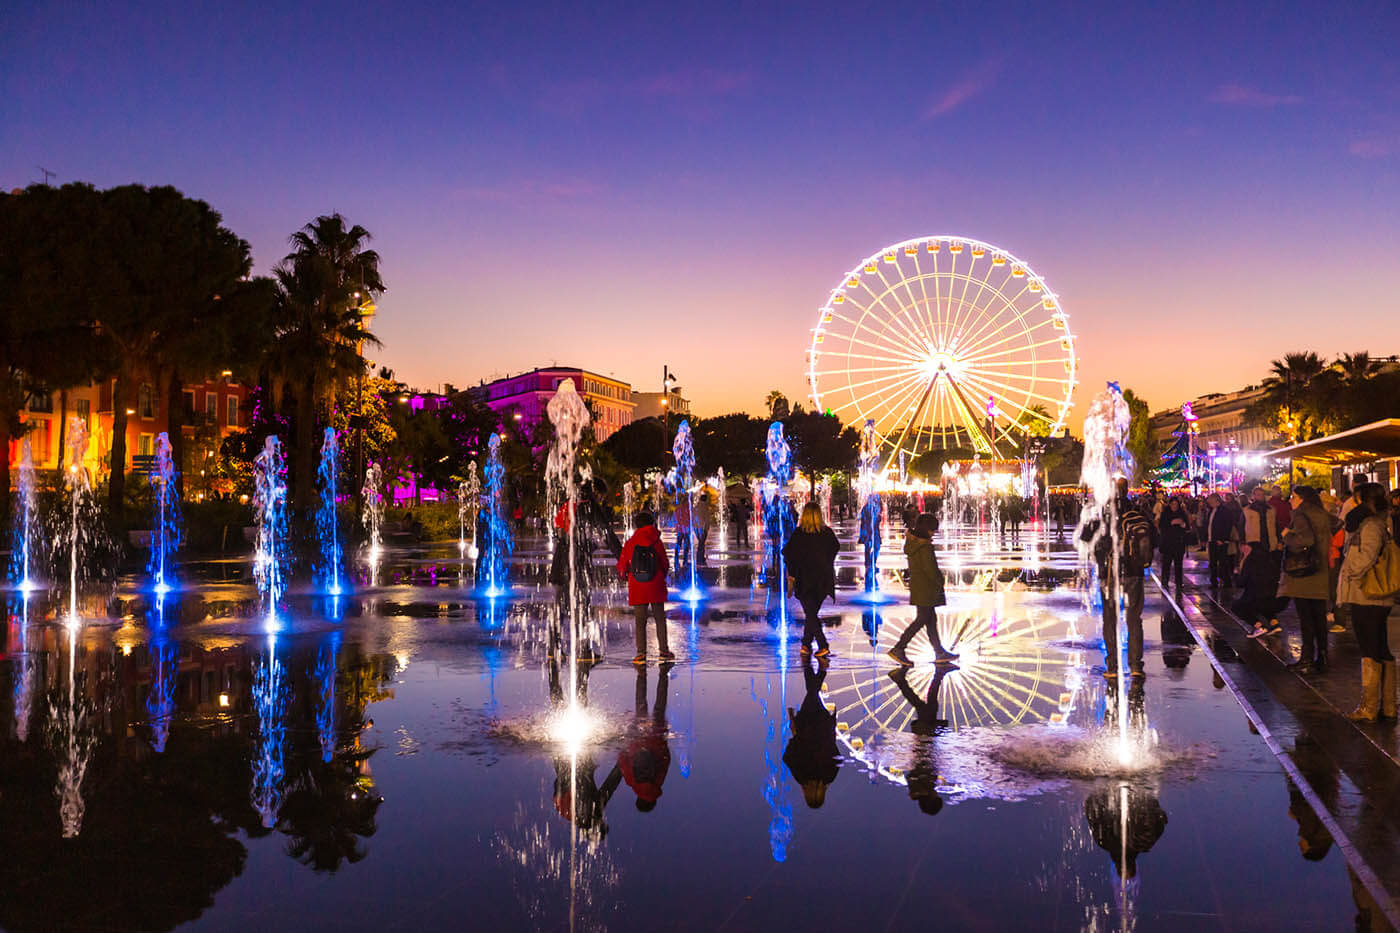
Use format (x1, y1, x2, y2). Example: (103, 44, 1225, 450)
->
(1119, 507, 1156, 574)
(630, 543, 659, 582)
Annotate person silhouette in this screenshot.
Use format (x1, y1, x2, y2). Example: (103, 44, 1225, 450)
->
(548, 657, 621, 837)
(619, 664, 672, 812)
(1287, 733, 1338, 862)
(888, 665, 951, 815)
(1084, 782, 1168, 880)
(783, 656, 840, 809)
(1088, 677, 1167, 879)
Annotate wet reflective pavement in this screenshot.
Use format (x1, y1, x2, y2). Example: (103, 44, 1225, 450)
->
(0, 528, 1373, 931)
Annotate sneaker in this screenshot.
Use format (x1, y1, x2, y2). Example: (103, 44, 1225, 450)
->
(814, 647, 831, 659)
(887, 649, 914, 667)
(631, 654, 647, 665)
(658, 650, 676, 661)
(934, 650, 959, 664)
(1248, 624, 1269, 639)
(1104, 669, 1119, 680)
(1330, 623, 1346, 634)
(799, 644, 812, 656)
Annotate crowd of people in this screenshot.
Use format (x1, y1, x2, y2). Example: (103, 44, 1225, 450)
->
(1080, 478, 1400, 720)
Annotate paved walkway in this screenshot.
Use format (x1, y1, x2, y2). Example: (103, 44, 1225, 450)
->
(1163, 553, 1400, 930)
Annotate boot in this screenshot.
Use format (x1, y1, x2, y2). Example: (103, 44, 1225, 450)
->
(1383, 660, 1398, 720)
(1348, 659, 1380, 722)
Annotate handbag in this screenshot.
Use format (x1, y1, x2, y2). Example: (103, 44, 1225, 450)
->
(1283, 544, 1320, 578)
(1362, 537, 1400, 600)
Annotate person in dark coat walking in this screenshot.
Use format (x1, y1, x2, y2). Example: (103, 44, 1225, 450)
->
(618, 511, 673, 664)
(890, 512, 957, 666)
(783, 502, 840, 658)
(783, 656, 840, 809)
(1157, 496, 1189, 591)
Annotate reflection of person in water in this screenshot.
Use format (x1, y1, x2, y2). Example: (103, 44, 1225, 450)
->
(1084, 782, 1168, 880)
(889, 665, 951, 815)
(619, 664, 672, 812)
(1087, 677, 1167, 880)
(1158, 606, 1194, 676)
(783, 656, 840, 809)
(1287, 733, 1338, 862)
(549, 657, 621, 836)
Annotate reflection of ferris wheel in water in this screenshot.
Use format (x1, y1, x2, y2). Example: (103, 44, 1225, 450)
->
(807, 236, 1078, 468)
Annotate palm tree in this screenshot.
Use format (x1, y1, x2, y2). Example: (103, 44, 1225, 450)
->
(272, 215, 384, 517)
(765, 390, 789, 420)
(1257, 351, 1328, 441)
(1336, 351, 1380, 385)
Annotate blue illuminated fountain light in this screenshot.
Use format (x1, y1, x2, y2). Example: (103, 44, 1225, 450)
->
(672, 419, 705, 603)
(10, 439, 40, 591)
(851, 418, 892, 605)
(760, 422, 795, 594)
(148, 432, 182, 595)
(315, 427, 345, 596)
(253, 435, 290, 630)
(477, 433, 513, 598)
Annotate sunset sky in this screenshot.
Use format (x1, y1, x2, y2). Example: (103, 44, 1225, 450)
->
(5, 0, 1398, 428)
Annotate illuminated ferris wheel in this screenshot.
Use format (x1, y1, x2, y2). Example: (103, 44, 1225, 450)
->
(806, 237, 1077, 468)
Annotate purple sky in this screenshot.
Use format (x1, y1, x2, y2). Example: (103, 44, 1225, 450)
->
(4, 0, 1398, 427)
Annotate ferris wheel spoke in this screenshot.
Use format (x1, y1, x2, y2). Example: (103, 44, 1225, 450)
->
(836, 299, 928, 362)
(812, 363, 918, 378)
(832, 326, 924, 363)
(871, 376, 935, 442)
(910, 252, 938, 343)
(830, 367, 924, 399)
(859, 276, 933, 356)
(949, 257, 981, 341)
(889, 260, 937, 346)
(957, 279, 1036, 355)
(959, 308, 1051, 362)
(967, 366, 1075, 388)
(869, 384, 933, 439)
(832, 370, 925, 421)
(971, 336, 1074, 363)
(952, 263, 1000, 346)
(825, 306, 921, 354)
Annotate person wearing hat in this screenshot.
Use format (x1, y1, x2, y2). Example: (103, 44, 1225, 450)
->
(618, 511, 674, 664)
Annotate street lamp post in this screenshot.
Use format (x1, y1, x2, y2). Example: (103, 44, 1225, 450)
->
(661, 365, 677, 463)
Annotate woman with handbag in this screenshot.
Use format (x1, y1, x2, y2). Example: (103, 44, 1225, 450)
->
(1340, 484, 1399, 721)
(1280, 485, 1332, 673)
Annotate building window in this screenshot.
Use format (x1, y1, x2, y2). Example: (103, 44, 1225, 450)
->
(183, 390, 196, 418)
(226, 396, 239, 427)
(75, 398, 91, 430)
(137, 433, 154, 457)
(138, 385, 155, 419)
(206, 392, 218, 421)
(27, 392, 53, 413)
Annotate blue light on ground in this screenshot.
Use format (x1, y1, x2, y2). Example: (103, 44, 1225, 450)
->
(849, 588, 894, 605)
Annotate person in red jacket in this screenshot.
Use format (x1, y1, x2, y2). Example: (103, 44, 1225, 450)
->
(618, 511, 674, 664)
